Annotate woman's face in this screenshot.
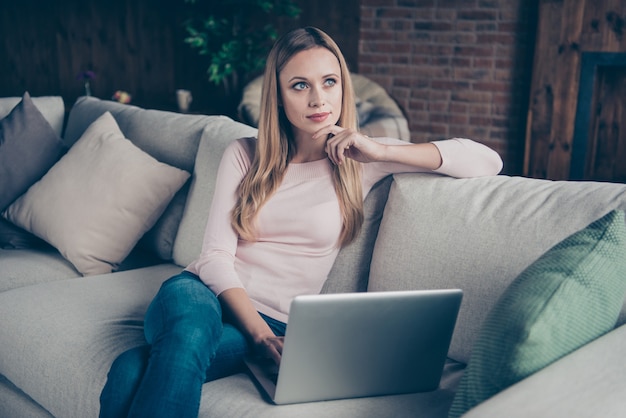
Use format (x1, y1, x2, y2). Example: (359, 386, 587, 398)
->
(278, 47, 343, 141)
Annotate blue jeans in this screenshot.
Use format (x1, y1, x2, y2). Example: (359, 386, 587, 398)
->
(99, 271, 286, 418)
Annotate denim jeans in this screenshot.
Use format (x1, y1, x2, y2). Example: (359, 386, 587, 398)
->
(99, 271, 286, 418)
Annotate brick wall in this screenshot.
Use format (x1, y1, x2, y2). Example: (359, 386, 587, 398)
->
(358, 0, 538, 174)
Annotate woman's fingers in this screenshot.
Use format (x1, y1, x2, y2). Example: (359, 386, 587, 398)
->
(312, 124, 342, 140)
(313, 125, 376, 165)
(257, 336, 284, 365)
(316, 126, 353, 165)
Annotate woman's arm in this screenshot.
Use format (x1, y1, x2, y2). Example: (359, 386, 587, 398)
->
(428, 137, 503, 178)
(315, 125, 503, 178)
(190, 140, 249, 293)
(219, 288, 284, 364)
(376, 141, 442, 170)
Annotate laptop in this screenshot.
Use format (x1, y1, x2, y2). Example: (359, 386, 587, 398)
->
(245, 288, 463, 405)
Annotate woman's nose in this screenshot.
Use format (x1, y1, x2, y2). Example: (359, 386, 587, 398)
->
(309, 86, 325, 107)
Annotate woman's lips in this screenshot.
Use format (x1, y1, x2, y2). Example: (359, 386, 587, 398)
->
(307, 112, 330, 123)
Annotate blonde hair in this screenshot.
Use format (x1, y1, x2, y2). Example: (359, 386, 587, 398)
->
(231, 27, 363, 246)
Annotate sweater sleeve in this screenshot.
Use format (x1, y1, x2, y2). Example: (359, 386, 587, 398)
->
(362, 137, 503, 190)
(187, 138, 253, 295)
(432, 138, 503, 178)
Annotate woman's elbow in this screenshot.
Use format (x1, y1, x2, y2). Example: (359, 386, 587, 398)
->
(481, 148, 503, 177)
(453, 139, 503, 178)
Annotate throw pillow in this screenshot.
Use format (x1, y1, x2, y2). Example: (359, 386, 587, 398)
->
(2, 111, 190, 275)
(448, 210, 626, 417)
(0, 91, 66, 212)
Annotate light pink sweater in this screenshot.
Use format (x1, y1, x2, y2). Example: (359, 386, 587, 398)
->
(186, 137, 502, 323)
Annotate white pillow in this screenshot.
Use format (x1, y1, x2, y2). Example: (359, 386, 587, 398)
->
(3, 112, 190, 275)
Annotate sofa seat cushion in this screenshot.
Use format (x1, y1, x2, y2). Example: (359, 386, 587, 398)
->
(0, 247, 79, 293)
(0, 261, 464, 418)
(369, 174, 626, 364)
(0, 366, 464, 418)
(199, 360, 464, 418)
(0, 264, 182, 418)
(0, 374, 54, 418)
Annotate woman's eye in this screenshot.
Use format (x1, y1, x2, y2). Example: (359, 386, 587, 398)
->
(292, 82, 307, 90)
(324, 78, 337, 87)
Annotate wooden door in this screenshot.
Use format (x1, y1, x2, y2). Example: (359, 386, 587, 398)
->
(587, 66, 626, 182)
(524, 0, 626, 181)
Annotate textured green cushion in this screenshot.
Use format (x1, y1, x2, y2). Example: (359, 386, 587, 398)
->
(449, 210, 626, 417)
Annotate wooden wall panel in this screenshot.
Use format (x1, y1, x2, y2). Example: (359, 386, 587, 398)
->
(525, 0, 626, 181)
(0, 1, 186, 110)
(547, 0, 585, 180)
(0, 0, 359, 117)
(524, 1, 563, 178)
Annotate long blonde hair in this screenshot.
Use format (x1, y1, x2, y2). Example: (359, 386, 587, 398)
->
(231, 27, 363, 246)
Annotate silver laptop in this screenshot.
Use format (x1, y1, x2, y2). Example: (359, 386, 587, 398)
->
(245, 289, 462, 405)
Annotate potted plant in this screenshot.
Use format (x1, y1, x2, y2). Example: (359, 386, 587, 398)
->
(182, 0, 300, 114)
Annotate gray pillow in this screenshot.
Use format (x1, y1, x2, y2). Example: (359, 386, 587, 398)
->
(0, 92, 66, 211)
(0, 95, 65, 136)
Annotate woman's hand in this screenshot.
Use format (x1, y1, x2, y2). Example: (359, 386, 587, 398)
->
(312, 125, 385, 165)
(254, 335, 284, 365)
(313, 125, 444, 171)
(218, 288, 285, 365)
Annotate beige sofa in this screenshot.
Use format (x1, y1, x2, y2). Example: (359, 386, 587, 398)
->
(1, 95, 626, 418)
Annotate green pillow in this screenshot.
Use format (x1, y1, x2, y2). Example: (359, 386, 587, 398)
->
(449, 210, 626, 417)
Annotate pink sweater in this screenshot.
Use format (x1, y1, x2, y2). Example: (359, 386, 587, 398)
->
(186, 137, 502, 323)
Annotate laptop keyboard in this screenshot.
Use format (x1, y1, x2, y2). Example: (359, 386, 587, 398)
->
(258, 357, 279, 384)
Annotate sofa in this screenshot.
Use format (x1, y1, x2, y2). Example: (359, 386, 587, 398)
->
(1, 94, 626, 418)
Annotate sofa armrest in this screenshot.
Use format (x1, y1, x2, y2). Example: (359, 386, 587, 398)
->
(462, 324, 626, 417)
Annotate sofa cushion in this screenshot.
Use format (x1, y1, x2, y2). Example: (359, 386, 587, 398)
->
(0, 374, 54, 418)
(3, 112, 190, 275)
(64, 96, 210, 261)
(172, 120, 257, 267)
(198, 361, 464, 417)
(0, 246, 79, 293)
(449, 210, 626, 417)
(0, 262, 464, 418)
(322, 175, 393, 294)
(0, 92, 66, 212)
(0, 94, 65, 137)
(0, 264, 182, 418)
(369, 174, 626, 364)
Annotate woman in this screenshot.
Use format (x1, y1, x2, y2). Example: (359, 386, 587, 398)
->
(99, 27, 502, 418)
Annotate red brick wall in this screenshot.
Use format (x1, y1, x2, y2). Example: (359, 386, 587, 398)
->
(358, 0, 538, 174)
